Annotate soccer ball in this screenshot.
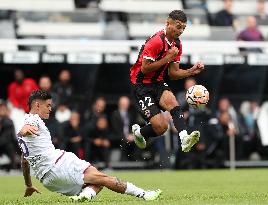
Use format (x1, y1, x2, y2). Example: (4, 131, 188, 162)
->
(186, 85, 209, 108)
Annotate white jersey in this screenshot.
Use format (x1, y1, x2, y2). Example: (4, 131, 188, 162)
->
(17, 113, 63, 180)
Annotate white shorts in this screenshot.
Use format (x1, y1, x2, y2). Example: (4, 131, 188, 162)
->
(41, 152, 90, 196)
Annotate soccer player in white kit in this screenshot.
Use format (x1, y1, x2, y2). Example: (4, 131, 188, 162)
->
(18, 90, 161, 201)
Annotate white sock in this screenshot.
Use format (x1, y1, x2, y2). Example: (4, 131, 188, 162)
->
(179, 130, 188, 140)
(125, 182, 145, 198)
(80, 187, 96, 198)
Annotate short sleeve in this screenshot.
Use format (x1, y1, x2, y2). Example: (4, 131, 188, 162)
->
(173, 42, 182, 63)
(142, 37, 163, 62)
(24, 114, 40, 127)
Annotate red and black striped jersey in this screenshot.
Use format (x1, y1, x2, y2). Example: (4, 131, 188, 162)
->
(130, 29, 182, 85)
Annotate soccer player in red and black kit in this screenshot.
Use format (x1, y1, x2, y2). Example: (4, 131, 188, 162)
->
(130, 10, 205, 152)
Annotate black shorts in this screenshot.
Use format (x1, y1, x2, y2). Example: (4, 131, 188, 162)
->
(132, 81, 172, 122)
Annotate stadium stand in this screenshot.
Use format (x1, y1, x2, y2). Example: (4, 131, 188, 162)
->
(0, 0, 75, 11)
(99, 0, 183, 13)
(207, 0, 268, 15)
(1, 0, 268, 171)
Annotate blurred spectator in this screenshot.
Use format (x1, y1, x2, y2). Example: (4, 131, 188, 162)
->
(216, 97, 240, 133)
(217, 111, 244, 160)
(237, 16, 264, 53)
(82, 97, 107, 161)
(103, 13, 128, 40)
(8, 69, 38, 133)
(0, 100, 18, 170)
(52, 70, 73, 106)
(44, 111, 64, 149)
(8, 69, 38, 113)
(256, 0, 268, 25)
(90, 115, 111, 168)
(240, 101, 259, 138)
(214, 0, 235, 27)
(83, 96, 106, 127)
(205, 110, 244, 164)
(38, 75, 59, 109)
(39, 75, 51, 91)
(237, 16, 264, 41)
(63, 111, 83, 158)
(239, 101, 261, 159)
(110, 96, 137, 161)
(55, 102, 71, 123)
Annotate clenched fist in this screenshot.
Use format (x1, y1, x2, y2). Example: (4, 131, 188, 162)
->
(165, 47, 179, 62)
(190, 61, 205, 75)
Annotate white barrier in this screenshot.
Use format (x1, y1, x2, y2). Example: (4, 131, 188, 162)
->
(1, 39, 268, 52)
(0, 39, 268, 65)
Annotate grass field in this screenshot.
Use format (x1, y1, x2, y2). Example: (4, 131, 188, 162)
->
(1, 169, 268, 205)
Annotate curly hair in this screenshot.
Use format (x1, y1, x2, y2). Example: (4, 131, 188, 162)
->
(28, 90, 52, 108)
(168, 10, 187, 23)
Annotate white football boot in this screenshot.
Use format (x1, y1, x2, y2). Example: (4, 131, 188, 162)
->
(180, 130, 200, 152)
(69, 191, 94, 202)
(132, 124, 146, 149)
(143, 189, 162, 201)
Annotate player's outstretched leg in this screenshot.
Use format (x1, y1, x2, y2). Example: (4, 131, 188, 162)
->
(81, 166, 162, 201)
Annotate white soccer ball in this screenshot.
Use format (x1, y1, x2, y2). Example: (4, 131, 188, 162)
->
(186, 85, 209, 108)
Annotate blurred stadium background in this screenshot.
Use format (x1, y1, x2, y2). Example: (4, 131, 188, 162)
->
(1, 0, 268, 172)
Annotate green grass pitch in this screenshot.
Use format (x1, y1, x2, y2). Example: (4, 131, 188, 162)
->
(1, 169, 268, 205)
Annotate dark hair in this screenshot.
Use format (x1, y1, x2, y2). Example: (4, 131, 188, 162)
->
(168, 10, 187, 23)
(28, 90, 52, 109)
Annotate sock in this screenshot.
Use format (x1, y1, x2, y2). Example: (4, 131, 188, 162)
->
(125, 182, 145, 198)
(179, 130, 188, 140)
(170, 106, 187, 133)
(80, 187, 96, 198)
(140, 124, 159, 139)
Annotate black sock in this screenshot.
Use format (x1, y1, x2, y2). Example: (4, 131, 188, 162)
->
(170, 106, 187, 133)
(140, 124, 158, 139)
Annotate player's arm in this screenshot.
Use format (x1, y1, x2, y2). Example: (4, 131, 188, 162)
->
(141, 47, 178, 74)
(21, 155, 32, 188)
(21, 155, 41, 197)
(168, 61, 205, 80)
(19, 124, 39, 136)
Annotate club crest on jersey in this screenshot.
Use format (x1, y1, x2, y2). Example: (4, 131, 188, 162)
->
(144, 110, 151, 118)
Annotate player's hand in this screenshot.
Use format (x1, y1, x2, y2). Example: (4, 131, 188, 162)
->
(19, 124, 39, 136)
(190, 61, 205, 75)
(126, 134, 134, 142)
(165, 47, 179, 62)
(24, 186, 41, 197)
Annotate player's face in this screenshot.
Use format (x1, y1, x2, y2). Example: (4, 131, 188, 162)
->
(167, 19, 187, 39)
(38, 99, 52, 119)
